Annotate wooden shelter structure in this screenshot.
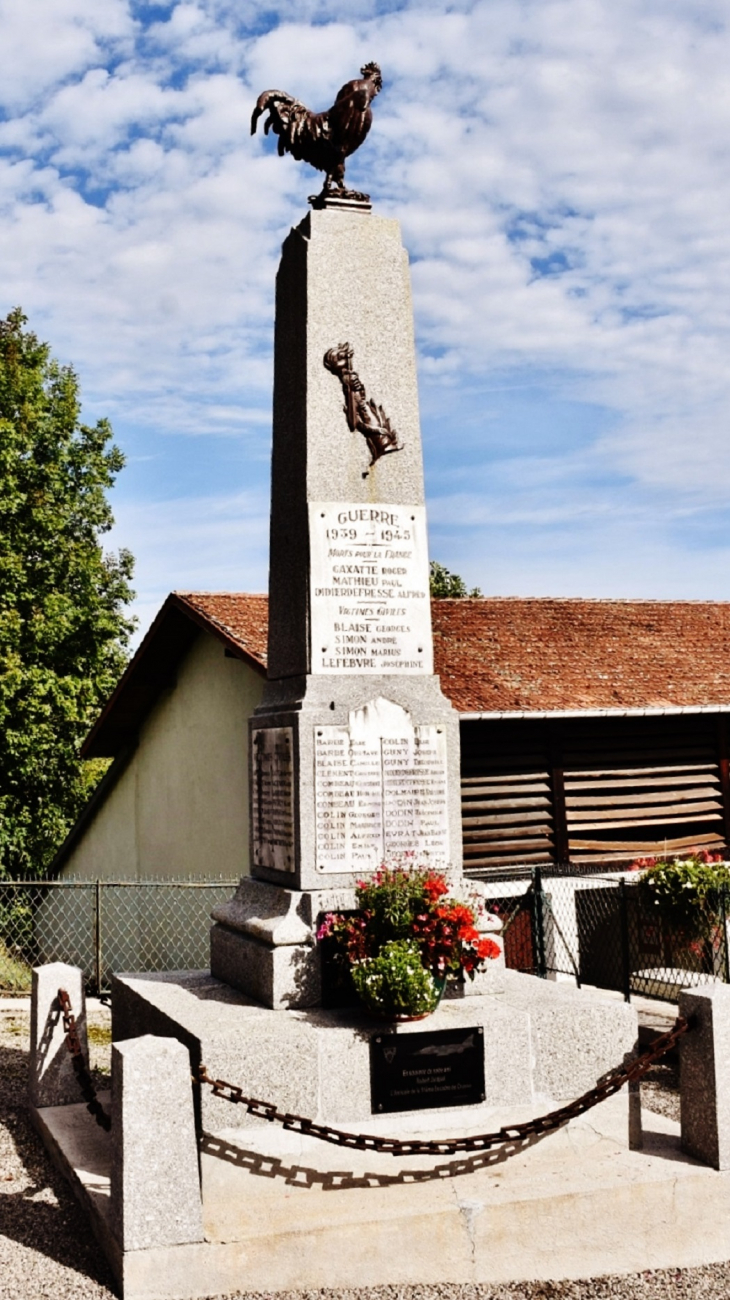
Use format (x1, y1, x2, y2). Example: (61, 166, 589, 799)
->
(61, 593, 730, 881)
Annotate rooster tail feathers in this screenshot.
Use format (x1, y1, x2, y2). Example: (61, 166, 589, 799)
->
(251, 91, 321, 163)
(250, 89, 296, 137)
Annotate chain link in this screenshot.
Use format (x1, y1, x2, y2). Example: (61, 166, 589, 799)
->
(197, 1016, 690, 1158)
(57, 987, 112, 1131)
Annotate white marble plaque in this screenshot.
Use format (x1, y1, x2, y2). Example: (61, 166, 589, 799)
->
(314, 698, 449, 872)
(251, 727, 295, 873)
(309, 502, 432, 674)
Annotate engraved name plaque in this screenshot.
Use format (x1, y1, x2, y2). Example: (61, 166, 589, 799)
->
(251, 727, 295, 873)
(314, 697, 449, 872)
(309, 501, 432, 674)
(370, 1027, 485, 1114)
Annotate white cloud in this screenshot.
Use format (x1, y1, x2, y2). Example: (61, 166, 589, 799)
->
(0, 0, 133, 109)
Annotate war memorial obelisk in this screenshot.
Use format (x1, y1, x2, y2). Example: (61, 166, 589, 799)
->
(210, 64, 465, 1006)
(29, 70, 656, 1298)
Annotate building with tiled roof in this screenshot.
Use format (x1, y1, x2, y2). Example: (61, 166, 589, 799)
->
(57, 592, 730, 883)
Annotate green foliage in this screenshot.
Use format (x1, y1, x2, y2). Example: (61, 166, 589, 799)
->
(429, 561, 481, 599)
(0, 892, 33, 950)
(0, 940, 32, 991)
(0, 889, 33, 989)
(354, 865, 436, 938)
(0, 308, 135, 879)
(636, 855, 730, 941)
(351, 939, 442, 1018)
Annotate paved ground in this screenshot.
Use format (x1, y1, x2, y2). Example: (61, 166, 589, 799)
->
(0, 997, 726, 1300)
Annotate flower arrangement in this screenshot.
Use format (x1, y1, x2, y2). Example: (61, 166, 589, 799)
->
(630, 850, 730, 961)
(317, 861, 501, 1019)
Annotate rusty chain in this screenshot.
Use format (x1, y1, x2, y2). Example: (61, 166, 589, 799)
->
(56, 983, 690, 1156)
(197, 1016, 690, 1158)
(57, 988, 112, 1131)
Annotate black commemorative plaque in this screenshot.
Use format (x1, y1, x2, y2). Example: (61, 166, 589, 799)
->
(369, 1026, 485, 1114)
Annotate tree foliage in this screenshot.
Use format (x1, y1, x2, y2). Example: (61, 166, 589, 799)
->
(0, 308, 135, 879)
(429, 561, 481, 599)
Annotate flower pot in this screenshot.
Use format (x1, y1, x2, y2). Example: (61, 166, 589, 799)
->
(358, 974, 447, 1022)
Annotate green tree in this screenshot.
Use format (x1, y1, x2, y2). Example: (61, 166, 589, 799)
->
(0, 308, 135, 879)
(429, 561, 481, 599)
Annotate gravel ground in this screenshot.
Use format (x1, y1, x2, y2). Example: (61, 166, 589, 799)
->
(0, 1004, 724, 1300)
(640, 1063, 680, 1124)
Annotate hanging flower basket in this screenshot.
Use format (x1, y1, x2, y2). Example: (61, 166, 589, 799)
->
(317, 861, 500, 1020)
(631, 849, 730, 975)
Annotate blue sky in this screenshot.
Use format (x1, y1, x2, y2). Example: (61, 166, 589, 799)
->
(3, 0, 730, 637)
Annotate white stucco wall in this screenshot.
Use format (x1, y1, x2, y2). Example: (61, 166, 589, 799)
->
(60, 631, 265, 880)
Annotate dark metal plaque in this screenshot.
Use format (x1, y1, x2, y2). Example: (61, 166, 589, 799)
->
(370, 1026, 485, 1114)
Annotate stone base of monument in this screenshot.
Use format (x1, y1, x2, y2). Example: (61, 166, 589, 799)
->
(32, 1074, 730, 1300)
(31, 967, 730, 1299)
(110, 968, 637, 1130)
(208, 875, 506, 1011)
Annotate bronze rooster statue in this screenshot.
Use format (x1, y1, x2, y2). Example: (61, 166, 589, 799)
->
(250, 63, 382, 204)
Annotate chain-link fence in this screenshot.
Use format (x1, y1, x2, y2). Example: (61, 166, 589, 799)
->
(479, 868, 730, 1002)
(0, 879, 238, 995)
(4, 870, 727, 1004)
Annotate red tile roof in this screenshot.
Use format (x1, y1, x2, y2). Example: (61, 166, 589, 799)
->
(179, 593, 730, 714)
(177, 592, 269, 668)
(431, 598, 730, 713)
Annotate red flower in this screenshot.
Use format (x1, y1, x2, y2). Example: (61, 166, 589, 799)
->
(629, 856, 657, 872)
(319, 861, 501, 984)
(423, 872, 449, 902)
(316, 913, 336, 941)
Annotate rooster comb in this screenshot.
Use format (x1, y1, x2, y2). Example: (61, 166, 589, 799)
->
(361, 62, 383, 89)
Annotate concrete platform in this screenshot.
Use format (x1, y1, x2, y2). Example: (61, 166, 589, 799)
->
(32, 1086, 730, 1300)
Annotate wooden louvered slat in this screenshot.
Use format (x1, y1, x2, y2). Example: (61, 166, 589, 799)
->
(570, 811, 722, 832)
(566, 801, 722, 821)
(462, 826, 553, 842)
(462, 784, 551, 798)
(462, 772, 549, 786)
(464, 851, 553, 868)
(462, 814, 553, 830)
(566, 787, 720, 809)
(464, 840, 553, 855)
(563, 750, 714, 767)
(462, 798, 551, 813)
(567, 770, 719, 789)
(462, 808, 551, 827)
(570, 831, 724, 854)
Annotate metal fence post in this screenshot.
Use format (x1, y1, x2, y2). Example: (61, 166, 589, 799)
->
(619, 877, 631, 1003)
(532, 867, 547, 979)
(717, 889, 722, 987)
(94, 879, 102, 996)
